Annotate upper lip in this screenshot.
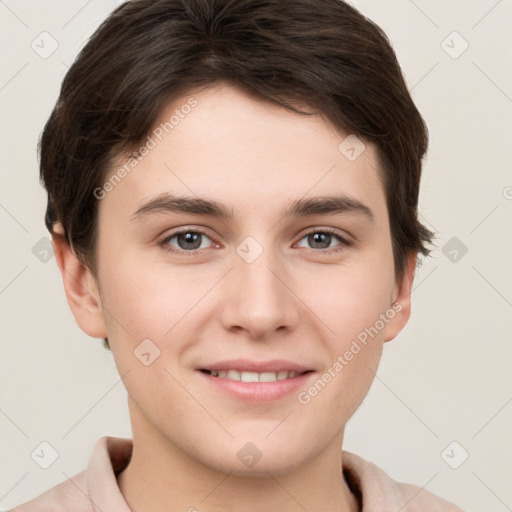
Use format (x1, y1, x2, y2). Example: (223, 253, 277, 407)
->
(196, 359, 314, 373)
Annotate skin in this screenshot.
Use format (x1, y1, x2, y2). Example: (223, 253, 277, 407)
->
(53, 82, 417, 512)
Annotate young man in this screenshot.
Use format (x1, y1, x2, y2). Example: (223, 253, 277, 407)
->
(13, 0, 465, 510)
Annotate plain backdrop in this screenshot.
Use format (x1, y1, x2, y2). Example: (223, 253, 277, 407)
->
(1, 1, 511, 510)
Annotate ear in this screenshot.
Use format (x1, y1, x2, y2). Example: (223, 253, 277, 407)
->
(383, 251, 417, 343)
(51, 224, 107, 339)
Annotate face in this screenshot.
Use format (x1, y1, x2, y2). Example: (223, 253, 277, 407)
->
(62, 82, 414, 476)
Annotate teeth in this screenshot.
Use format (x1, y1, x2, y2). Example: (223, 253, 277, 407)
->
(206, 369, 305, 382)
(240, 371, 259, 382)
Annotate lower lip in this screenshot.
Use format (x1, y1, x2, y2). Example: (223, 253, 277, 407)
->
(196, 370, 315, 403)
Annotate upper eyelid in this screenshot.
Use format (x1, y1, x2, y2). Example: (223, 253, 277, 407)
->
(160, 227, 217, 243)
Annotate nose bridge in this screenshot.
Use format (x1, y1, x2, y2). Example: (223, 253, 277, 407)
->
(220, 237, 299, 339)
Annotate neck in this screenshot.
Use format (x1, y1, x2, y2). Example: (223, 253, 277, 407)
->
(117, 401, 360, 512)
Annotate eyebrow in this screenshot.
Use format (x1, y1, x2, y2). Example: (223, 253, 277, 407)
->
(130, 192, 375, 223)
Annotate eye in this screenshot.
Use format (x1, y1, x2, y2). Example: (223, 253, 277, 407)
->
(295, 228, 351, 253)
(160, 229, 215, 254)
(159, 227, 351, 256)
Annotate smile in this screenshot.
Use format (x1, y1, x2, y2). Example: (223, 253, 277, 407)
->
(197, 368, 316, 403)
(200, 369, 311, 382)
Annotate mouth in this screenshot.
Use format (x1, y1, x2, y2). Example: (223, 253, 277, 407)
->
(196, 367, 316, 403)
(198, 368, 314, 382)
(195, 359, 316, 402)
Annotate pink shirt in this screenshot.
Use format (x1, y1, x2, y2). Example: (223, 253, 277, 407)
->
(12, 436, 465, 511)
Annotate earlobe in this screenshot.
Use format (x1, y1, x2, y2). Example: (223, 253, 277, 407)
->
(383, 252, 417, 343)
(51, 225, 107, 339)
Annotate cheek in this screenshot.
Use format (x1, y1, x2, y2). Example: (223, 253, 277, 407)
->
(303, 257, 395, 340)
(297, 269, 388, 423)
(98, 260, 199, 414)
(297, 251, 394, 402)
(100, 253, 203, 338)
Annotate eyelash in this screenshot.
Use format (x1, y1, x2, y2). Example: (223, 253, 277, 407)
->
(158, 227, 352, 256)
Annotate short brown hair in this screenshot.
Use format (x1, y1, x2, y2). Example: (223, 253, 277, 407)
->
(40, 0, 435, 347)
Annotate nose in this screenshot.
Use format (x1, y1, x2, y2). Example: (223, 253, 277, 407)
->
(219, 244, 301, 341)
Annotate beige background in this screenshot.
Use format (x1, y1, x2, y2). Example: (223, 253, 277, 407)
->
(1, 0, 511, 510)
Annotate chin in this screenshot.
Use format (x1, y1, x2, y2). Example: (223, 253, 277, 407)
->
(213, 454, 307, 478)
(195, 436, 315, 477)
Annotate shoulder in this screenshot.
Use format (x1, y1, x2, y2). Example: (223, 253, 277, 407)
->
(10, 470, 91, 512)
(342, 450, 466, 511)
(9, 436, 132, 512)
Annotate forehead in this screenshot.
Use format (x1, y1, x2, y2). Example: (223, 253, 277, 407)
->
(100, 82, 388, 227)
